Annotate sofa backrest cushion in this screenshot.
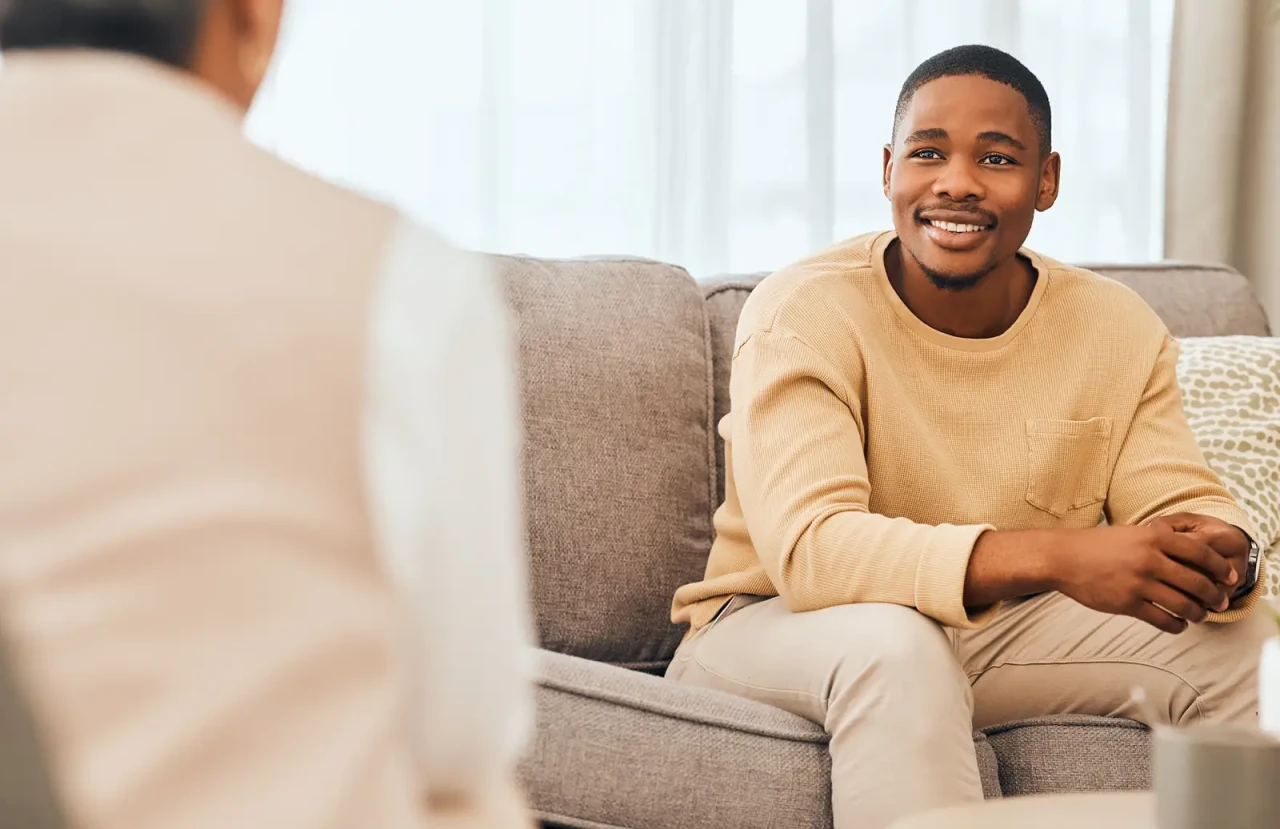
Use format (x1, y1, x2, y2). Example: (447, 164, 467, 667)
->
(500, 256, 716, 670)
(703, 261, 1271, 505)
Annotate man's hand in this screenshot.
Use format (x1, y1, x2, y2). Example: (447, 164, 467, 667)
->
(1051, 523, 1237, 633)
(965, 523, 1238, 635)
(1148, 512, 1251, 597)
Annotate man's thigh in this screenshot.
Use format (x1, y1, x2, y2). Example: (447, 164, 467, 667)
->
(667, 596, 967, 724)
(954, 591, 1273, 729)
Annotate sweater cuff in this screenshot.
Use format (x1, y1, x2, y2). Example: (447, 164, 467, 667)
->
(914, 523, 999, 630)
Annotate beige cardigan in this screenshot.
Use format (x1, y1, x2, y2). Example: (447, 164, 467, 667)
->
(0, 51, 531, 829)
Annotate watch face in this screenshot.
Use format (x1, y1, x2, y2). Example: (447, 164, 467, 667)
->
(1242, 541, 1262, 593)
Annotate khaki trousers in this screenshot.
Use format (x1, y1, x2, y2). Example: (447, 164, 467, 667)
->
(666, 592, 1273, 829)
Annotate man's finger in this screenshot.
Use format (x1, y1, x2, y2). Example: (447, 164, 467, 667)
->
(1154, 557, 1227, 612)
(1157, 530, 1235, 585)
(1132, 601, 1188, 635)
(1143, 582, 1209, 624)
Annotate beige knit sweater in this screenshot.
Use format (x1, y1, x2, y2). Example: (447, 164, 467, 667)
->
(673, 231, 1261, 634)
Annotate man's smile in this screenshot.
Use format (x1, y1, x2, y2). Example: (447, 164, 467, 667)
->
(917, 212, 996, 250)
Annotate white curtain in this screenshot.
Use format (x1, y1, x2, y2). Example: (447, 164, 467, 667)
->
(247, 0, 1176, 279)
(1165, 0, 1280, 328)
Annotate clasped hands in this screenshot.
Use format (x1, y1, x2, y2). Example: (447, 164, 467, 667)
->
(1054, 512, 1252, 634)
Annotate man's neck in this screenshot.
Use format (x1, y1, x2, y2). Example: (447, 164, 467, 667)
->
(884, 240, 1037, 340)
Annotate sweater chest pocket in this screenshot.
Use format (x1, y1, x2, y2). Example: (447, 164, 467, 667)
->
(1025, 418, 1113, 518)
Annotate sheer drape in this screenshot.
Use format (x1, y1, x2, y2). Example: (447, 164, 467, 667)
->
(248, 0, 1175, 278)
(1165, 0, 1279, 328)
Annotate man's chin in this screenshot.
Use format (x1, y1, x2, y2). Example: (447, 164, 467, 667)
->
(909, 247, 994, 292)
(921, 268, 988, 292)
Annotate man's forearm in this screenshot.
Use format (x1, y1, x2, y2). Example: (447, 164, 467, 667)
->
(963, 529, 1064, 609)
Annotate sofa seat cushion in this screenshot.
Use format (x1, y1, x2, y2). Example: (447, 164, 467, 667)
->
(522, 650, 1002, 829)
(983, 716, 1150, 796)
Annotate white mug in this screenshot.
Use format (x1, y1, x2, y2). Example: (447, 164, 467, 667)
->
(1153, 723, 1280, 829)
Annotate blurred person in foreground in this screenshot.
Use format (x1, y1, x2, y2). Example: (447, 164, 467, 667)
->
(667, 45, 1269, 828)
(0, 2, 533, 828)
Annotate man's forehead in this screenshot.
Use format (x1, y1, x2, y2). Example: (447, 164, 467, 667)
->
(900, 74, 1035, 141)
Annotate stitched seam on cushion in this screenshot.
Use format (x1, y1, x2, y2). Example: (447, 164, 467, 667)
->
(532, 809, 632, 829)
(703, 282, 763, 301)
(1073, 262, 1239, 274)
(981, 716, 1149, 736)
(537, 674, 829, 744)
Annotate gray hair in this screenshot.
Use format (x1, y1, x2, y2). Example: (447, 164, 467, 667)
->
(0, 0, 208, 67)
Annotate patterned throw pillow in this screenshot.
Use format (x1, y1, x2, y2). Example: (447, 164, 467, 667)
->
(1176, 336, 1280, 605)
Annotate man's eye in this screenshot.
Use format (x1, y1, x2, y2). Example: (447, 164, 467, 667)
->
(912, 149, 942, 160)
(981, 154, 1015, 165)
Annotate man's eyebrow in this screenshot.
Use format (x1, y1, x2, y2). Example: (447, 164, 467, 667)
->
(904, 128, 948, 145)
(977, 131, 1027, 151)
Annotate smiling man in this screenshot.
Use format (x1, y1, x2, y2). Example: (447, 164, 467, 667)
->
(665, 45, 1269, 829)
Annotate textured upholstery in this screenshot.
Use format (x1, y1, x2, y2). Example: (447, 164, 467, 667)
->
(984, 717, 1151, 796)
(499, 256, 717, 670)
(523, 651, 1004, 829)
(1075, 262, 1271, 338)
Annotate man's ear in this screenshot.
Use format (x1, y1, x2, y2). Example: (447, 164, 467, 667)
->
(226, 0, 284, 99)
(1035, 151, 1062, 212)
(882, 144, 894, 199)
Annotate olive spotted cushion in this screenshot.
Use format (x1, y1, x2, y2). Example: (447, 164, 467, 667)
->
(1176, 336, 1280, 604)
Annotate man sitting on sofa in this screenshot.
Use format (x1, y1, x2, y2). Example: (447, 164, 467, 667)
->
(666, 44, 1269, 829)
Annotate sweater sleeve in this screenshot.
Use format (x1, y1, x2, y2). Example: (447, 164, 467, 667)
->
(1104, 334, 1262, 622)
(729, 330, 997, 629)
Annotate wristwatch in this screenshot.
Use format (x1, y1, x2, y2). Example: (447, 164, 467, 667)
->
(1231, 527, 1261, 599)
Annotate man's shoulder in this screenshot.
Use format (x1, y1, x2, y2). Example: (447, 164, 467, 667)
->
(738, 231, 886, 338)
(1034, 254, 1168, 342)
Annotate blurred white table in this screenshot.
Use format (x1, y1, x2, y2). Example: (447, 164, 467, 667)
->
(890, 792, 1154, 829)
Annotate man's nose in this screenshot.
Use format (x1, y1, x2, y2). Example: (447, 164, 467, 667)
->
(931, 158, 985, 202)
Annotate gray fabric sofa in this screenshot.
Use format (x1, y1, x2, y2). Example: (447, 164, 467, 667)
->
(500, 255, 1273, 829)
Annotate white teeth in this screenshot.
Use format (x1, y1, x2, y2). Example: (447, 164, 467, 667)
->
(929, 220, 984, 233)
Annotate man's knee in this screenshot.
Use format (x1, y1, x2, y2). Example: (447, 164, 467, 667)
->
(825, 603, 968, 706)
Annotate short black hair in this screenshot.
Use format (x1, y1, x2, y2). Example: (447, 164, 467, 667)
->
(0, 0, 208, 68)
(893, 44, 1052, 157)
